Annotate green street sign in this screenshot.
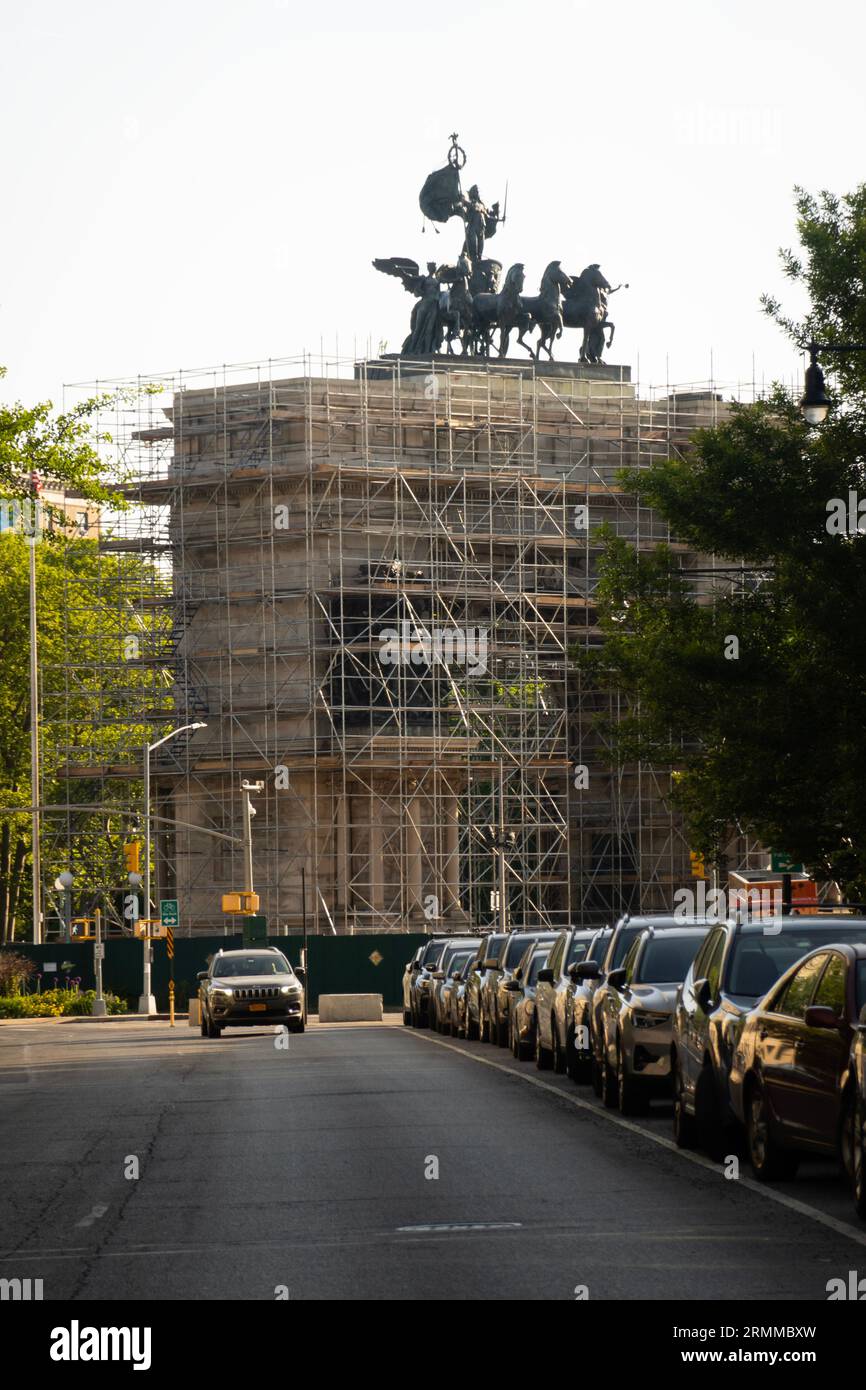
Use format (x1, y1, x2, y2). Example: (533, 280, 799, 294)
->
(160, 898, 179, 928)
(769, 853, 803, 874)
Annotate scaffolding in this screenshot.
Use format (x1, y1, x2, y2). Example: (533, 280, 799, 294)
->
(43, 353, 765, 937)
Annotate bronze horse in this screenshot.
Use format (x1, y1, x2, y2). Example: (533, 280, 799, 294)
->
(470, 262, 535, 358)
(562, 265, 626, 364)
(521, 261, 573, 360)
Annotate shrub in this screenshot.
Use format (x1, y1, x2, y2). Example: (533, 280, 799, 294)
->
(0, 988, 128, 1018)
(0, 951, 37, 996)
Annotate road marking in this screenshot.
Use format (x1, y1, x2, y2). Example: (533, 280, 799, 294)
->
(406, 1030, 866, 1251)
(396, 1222, 522, 1233)
(75, 1204, 109, 1228)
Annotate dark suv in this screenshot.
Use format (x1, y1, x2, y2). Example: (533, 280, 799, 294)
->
(672, 914, 866, 1151)
(198, 948, 304, 1037)
(403, 937, 452, 1027)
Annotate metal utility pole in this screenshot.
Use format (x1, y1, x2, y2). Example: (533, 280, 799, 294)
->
(241, 779, 264, 896)
(139, 723, 206, 1014)
(29, 532, 42, 944)
(92, 908, 107, 1017)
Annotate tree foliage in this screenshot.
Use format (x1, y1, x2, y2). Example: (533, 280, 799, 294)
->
(579, 184, 866, 892)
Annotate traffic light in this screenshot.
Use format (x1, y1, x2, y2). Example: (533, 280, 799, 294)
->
(123, 840, 141, 874)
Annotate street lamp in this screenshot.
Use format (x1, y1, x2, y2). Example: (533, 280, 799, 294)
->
(799, 340, 866, 425)
(138, 722, 207, 1014)
(55, 870, 74, 943)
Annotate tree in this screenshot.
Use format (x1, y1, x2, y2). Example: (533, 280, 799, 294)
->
(0, 370, 166, 939)
(578, 184, 866, 894)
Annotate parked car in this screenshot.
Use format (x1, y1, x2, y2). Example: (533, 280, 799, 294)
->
(850, 1005, 866, 1219)
(504, 944, 551, 1060)
(596, 924, 711, 1114)
(198, 948, 304, 1037)
(672, 915, 866, 1152)
(430, 940, 481, 1032)
(463, 934, 507, 1041)
(402, 937, 452, 1026)
(569, 928, 613, 1083)
(729, 941, 866, 1182)
(490, 931, 557, 1046)
(590, 916, 703, 1093)
(407, 938, 454, 1028)
(437, 952, 476, 1036)
(534, 928, 598, 1072)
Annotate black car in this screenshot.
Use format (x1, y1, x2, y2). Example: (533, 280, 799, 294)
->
(198, 948, 304, 1037)
(672, 914, 866, 1152)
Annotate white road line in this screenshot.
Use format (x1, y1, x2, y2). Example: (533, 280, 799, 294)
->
(407, 1029, 866, 1251)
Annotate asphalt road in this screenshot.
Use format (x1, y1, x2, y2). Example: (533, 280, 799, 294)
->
(1, 1016, 865, 1301)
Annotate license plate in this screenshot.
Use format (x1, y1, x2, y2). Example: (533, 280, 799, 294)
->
(249, 1002, 267, 1012)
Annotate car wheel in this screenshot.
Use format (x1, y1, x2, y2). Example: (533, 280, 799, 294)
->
(211, 1021, 223, 1038)
(617, 1039, 646, 1116)
(535, 1022, 552, 1071)
(853, 1092, 866, 1221)
(466, 1010, 478, 1042)
(672, 1054, 698, 1149)
(200, 1004, 209, 1038)
(479, 1006, 489, 1044)
(746, 1078, 799, 1181)
(403, 1006, 412, 1026)
(496, 1013, 508, 1048)
(510, 1016, 520, 1058)
(567, 1027, 592, 1085)
(291, 1021, 305, 1034)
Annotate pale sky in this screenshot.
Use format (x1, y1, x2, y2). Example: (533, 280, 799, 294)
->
(1, 0, 864, 406)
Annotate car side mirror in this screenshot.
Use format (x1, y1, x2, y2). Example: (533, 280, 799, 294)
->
(294, 967, 306, 983)
(452, 971, 463, 981)
(196, 971, 208, 981)
(608, 968, 627, 991)
(432, 971, 445, 980)
(483, 959, 498, 970)
(694, 977, 712, 1013)
(537, 968, 554, 983)
(576, 960, 599, 980)
(503, 979, 521, 992)
(804, 1005, 843, 1031)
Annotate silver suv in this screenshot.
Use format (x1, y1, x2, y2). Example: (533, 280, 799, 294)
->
(198, 948, 305, 1038)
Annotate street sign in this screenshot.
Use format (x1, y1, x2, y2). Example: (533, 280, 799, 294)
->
(94, 942, 105, 961)
(770, 852, 804, 874)
(160, 898, 179, 929)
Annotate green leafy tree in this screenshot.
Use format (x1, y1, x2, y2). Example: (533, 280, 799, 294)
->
(579, 185, 866, 894)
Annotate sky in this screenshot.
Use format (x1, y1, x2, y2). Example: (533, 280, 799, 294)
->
(1, 0, 865, 406)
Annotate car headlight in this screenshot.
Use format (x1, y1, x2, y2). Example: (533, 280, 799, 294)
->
(631, 1010, 669, 1028)
(212, 986, 234, 998)
(280, 985, 302, 995)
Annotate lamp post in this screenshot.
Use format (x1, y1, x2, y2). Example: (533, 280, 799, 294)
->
(485, 826, 517, 935)
(139, 722, 206, 1014)
(55, 870, 74, 943)
(799, 340, 866, 425)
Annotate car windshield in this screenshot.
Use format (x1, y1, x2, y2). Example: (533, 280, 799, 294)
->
(485, 936, 507, 965)
(422, 942, 447, 967)
(727, 924, 866, 998)
(504, 935, 535, 968)
(636, 934, 706, 984)
(611, 926, 641, 968)
(449, 951, 473, 976)
(213, 954, 291, 977)
(857, 960, 866, 1014)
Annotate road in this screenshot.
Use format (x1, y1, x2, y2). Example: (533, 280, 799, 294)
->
(1, 1016, 864, 1301)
